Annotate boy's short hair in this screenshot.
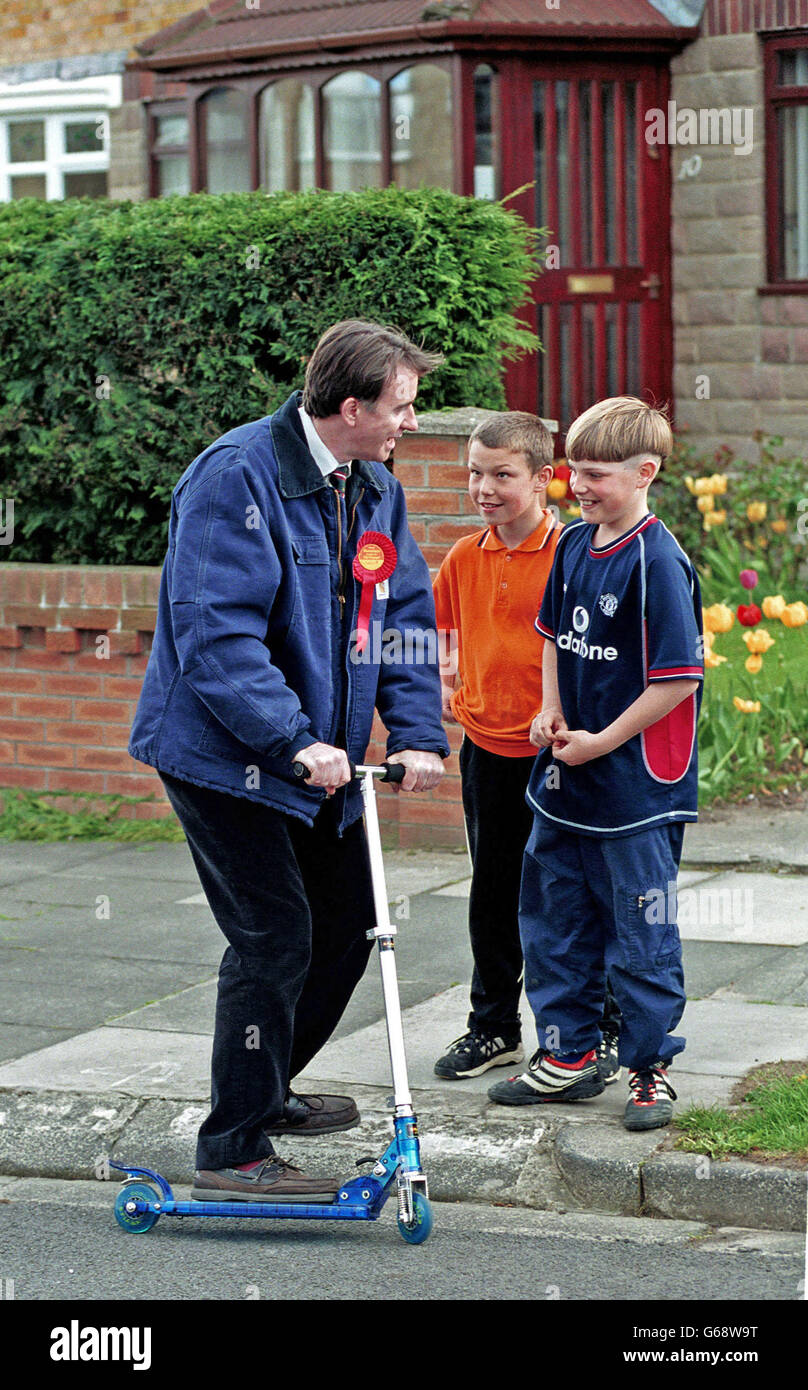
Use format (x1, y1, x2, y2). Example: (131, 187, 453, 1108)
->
(565, 397, 673, 464)
(468, 411, 554, 475)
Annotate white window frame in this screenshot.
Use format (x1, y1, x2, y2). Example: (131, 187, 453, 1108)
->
(0, 73, 121, 202)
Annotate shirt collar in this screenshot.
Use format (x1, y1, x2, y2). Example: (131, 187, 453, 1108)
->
(479, 509, 559, 552)
(298, 406, 351, 480)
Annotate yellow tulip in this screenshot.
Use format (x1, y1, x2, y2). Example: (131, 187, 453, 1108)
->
(771, 519, 788, 534)
(744, 654, 763, 674)
(704, 603, 734, 634)
(733, 697, 761, 713)
(704, 648, 727, 668)
(746, 501, 767, 522)
(566, 504, 581, 517)
(762, 595, 786, 619)
(547, 478, 568, 500)
(743, 629, 775, 654)
(694, 477, 715, 496)
(704, 509, 726, 528)
(684, 476, 696, 495)
(709, 474, 728, 494)
(781, 602, 808, 628)
(697, 495, 714, 514)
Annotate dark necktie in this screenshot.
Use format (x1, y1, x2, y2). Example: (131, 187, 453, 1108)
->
(329, 467, 349, 497)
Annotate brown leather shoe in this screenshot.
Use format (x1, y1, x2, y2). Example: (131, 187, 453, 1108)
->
(262, 1091, 360, 1136)
(192, 1155, 340, 1203)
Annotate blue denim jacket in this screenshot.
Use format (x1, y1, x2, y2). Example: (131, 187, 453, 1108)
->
(129, 392, 449, 829)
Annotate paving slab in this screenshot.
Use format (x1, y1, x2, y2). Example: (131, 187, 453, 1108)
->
(676, 873, 808, 946)
(683, 808, 808, 869)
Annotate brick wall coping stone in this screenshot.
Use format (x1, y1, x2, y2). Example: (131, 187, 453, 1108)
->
(413, 407, 558, 437)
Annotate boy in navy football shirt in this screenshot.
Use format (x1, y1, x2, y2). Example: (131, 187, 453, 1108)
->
(488, 397, 703, 1130)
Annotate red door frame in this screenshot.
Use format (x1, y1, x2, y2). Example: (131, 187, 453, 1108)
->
(460, 54, 673, 439)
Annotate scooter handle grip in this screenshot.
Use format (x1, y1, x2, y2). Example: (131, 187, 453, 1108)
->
(292, 759, 406, 784)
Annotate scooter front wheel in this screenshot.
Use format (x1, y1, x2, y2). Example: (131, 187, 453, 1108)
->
(396, 1191, 433, 1245)
(114, 1182, 160, 1235)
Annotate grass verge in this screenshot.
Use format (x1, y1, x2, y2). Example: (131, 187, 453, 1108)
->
(673, 1060, 808, 1165)
(0, 787, 184, 842)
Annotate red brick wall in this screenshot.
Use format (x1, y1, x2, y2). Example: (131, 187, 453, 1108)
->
(0, 424, 488, 846)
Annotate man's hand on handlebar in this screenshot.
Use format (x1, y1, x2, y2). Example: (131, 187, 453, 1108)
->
(385, 749, 444, 793)
(293, 742, 352, 796)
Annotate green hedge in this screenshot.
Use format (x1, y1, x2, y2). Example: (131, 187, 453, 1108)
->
(0, 186, 542, 565)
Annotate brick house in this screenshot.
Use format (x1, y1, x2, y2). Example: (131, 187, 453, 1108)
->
(2, 0, 807, 453)
(1, 1, 807, 842)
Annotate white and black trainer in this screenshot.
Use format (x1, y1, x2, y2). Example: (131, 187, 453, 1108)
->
(488, 1047, 605, 1105)
(434, 1030, 523, 1080)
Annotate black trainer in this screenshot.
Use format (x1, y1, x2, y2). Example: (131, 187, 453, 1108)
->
(434, 1030, 523, 1080)
(596, 1023, 623, 1085)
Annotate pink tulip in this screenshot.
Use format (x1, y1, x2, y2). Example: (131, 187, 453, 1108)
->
(739, 569, 758, 590)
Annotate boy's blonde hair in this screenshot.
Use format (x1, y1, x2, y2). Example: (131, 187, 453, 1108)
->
(468, 411, 553, 476)
(565, 397, 673, 465)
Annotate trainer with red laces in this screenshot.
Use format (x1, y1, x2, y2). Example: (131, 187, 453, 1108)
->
(129, 321, 449, 1198)
(488, 398, 703, 1133)
(624, 1063, 677, 1130)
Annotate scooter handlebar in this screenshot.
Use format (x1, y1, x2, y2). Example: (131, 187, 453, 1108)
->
(292, 759, 407, 784)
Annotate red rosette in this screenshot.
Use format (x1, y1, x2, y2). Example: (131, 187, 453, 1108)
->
(352, 531, 397, 653)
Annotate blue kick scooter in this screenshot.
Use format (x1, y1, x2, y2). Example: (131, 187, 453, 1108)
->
(109, 762, 433, 1245)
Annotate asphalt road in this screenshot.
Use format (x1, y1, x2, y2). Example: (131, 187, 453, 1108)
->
(0, 1178, 801, 1304)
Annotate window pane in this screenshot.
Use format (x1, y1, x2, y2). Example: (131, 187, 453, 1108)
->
(779, 104, 808, 279)
(207, 148, 251, 194)
(203, 88, 251, 193)
(9, 120, 45, 163)
(260, 80, 315, 192)
(10, 173, 46, 198)
(204, 88, 248, 142)
(157, 155, 191, 196)
(533, 80, 546, 232)
(601, 82, 616, 264)
(155, 114, 189, 149)
(323, 72, 381, 191)
(474, 64, 496, 200)
(578, 81, 592, 265)
(63, 170, 108, 198)
(778, 49, 808, 85)
(64, 120, 104, 154)
(555, 81, 569, 262)
(624, 81, 638, 261)
(390, 65, 453, 189)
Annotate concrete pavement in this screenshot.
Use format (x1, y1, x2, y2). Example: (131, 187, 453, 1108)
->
(0, 802, 806, 1232)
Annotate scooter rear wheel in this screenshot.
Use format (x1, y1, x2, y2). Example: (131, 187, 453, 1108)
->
(114, 1182, 160, 1234)
(396, 1191, 433, 1245)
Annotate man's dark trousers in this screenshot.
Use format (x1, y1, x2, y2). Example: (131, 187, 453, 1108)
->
(161, 773, 376, 1171)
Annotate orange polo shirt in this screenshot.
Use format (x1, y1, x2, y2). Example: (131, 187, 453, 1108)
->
(433, 511, 562, 757)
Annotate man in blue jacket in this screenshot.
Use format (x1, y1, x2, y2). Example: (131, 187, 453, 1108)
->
(130, 320, 449, 1203)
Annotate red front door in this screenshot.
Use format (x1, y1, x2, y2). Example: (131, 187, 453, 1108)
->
(499, 58, 673, 439)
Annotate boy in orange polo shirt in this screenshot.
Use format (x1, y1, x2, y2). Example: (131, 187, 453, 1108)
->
(433, 412, 622, 1081)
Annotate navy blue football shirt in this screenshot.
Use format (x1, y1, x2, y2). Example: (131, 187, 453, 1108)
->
(529, 514, 704, 837)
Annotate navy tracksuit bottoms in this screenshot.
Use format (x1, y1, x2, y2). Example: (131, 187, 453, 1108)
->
(519, 815, 687, 1071)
